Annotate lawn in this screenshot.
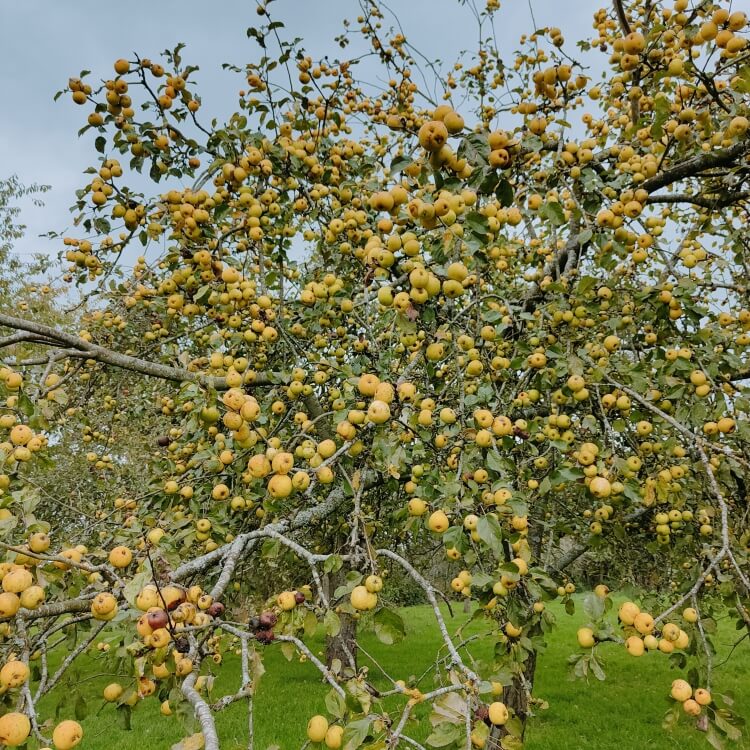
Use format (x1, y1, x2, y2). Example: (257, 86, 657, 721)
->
(35, 596, 750, 749)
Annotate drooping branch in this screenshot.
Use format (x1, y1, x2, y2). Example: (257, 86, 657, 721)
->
(0, 312, 275, 390)
(376, 548, 479, 683)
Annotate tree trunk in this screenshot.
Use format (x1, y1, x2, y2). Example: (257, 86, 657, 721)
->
(326, 609, 358, 674)
(488, 649, 537, 748)
(324, 569, 358, 674)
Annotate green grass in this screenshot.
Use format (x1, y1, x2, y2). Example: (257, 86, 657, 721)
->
(35, 596, 750, 749)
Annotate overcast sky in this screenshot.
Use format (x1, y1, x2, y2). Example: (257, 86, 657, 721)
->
(0, 1, 597, 262)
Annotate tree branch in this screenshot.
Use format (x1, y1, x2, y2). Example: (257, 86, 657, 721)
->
(646, 190, 750, 209)
(641, 139, 750, 194)
(0, 312, 274, 390)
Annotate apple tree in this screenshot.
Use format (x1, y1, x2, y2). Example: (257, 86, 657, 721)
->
(0, 0, 749, 748)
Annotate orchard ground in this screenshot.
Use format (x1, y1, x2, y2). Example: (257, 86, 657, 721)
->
(42, 596, 749, 750)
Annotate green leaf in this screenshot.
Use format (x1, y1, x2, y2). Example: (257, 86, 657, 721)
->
(342, 717, 371, 750)
(576, 275, 597, 295)
(390, 154, 412, 174)
(651, 94, 671, 138)
(280, 641, 295, 661)
(18, 392, 34, 417)
(325, 687, 346, 719)
(496, 179, 514, 207)
(477, 514, 504, 558)
(116, 704, 132, 731)
(464, 211, 489, 236)
(373, 607, 405, 645)
(540, 201, 565, 226)
(582, 592, 605, 620)
(324, 554, 343, 574)
(458, 132, 490, 165)
(486, 451, 507, 474)
(504, 716, 524, 738)
(123, 570, 151, 608)
(426, 721, 464, 747)
(74, 693, 88, 720)
(324, 609, 341, 637)
(303, 609, 318, 638)
(589, 655, 606, 681)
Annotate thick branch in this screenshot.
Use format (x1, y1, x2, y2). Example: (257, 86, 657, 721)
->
(182, 668, 220, 750)
(646, 190, 750, 209)
(0, 312, 274, 390)
(641, 140, 750, 193)
(174, 472, 372, 585)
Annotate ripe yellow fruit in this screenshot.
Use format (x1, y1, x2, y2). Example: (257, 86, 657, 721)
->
(443, 111, 464, 134)
(588, 476, 611, 498)
(618, 601, 640, 625)
(0, 592, 20, 617)
(29, 532, 50, 553)
(52, 719, 83, 749)
(277, 591, 297, 611)
(670, 679, 692, 702)
(593, 584, 609, 599)
(103, 682, 123, 702)
(350, 585, 377, 611)
(19, 585, 45, 610)
(136, 585, 160, 611)
(694, 688, 711, 706)
(408, 498, 427, 516)
(358, 374, 380, 396)
(425, 342, 445, 361)
(427, 510, 450, 533)
(418, 120, 449, 151)
(0, 712, 31, 746)
(662, 622, 680, 642)
(365, 575, 383, 593)
(567, 374, 585, 392)
(307, 715, 329, 743)
(505, 622, 522, 638)
(3, 568, 33, 594)
(268, 474, 293, 499)
(108, 546, 133, 568)
(325, 724, 344, 748)
(488, 701, 509, 725)
(603, 335, 620, 352)
(527, 352, 547, 369)
(367, 400, 391, 424)
(674, 629, 690, 650)
(0, 660, 29, 688)
(633, 612, 654, 635)
(659, 638, 675, 654)
(91, 592, 118, 621)
(683, 608, 698, 624)
(683, 699, 701, 717)
(625, 636, 644, 656)
(577, 627, 595, 648)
